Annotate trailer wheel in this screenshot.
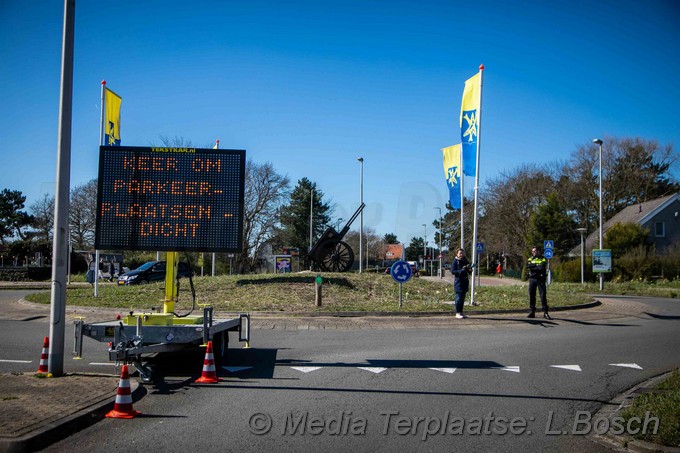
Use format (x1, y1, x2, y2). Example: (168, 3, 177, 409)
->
(212, 331, 228, 366)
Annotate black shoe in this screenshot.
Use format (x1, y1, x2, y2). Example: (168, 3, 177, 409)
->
(527, 311, 535, 318)
(543, 312, 552, 320)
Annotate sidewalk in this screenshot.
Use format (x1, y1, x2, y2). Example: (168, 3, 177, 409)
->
(0, 292, 670, 452)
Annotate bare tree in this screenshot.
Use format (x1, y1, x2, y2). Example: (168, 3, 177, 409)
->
(238, 160, 290, 272)
(69, 179, 98, 249)
(29, 193, 55, 241)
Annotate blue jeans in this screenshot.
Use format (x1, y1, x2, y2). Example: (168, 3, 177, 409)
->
(455, 291, 467, 314)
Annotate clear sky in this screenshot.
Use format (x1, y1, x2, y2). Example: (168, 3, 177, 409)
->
(2, 0, 679, 248)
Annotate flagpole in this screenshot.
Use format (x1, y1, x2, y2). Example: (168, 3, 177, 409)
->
(460, 147, 464, 250)
(94, 80, 106, 297)
(469, 64, 484, 306)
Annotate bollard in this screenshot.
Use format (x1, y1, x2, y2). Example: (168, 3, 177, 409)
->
(315, 274, 323, 307)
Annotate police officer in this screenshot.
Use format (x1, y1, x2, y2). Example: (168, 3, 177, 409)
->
(526, 246, 550, 319)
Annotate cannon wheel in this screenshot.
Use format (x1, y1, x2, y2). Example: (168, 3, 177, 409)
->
(317, 240, 354, 272)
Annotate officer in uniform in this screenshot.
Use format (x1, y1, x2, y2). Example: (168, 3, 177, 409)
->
(526, 246, 550, 319)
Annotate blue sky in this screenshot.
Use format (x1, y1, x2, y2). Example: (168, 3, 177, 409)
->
(1, 0, 679, 248)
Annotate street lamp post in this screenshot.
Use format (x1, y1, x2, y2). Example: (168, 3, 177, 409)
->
(335, 218, 343, 231)
(576, 227, 587, 285)
(593, 138, 604, 291)
(434, 207, 442, 278)
(357, 157, 364, 273)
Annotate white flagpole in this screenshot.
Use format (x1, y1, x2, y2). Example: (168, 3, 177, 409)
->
(95, 80, 106, 297)
(469, 64, 484, 306)
(460, 146, 464, 250)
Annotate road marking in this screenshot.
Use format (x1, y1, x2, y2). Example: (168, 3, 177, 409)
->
(429, 368, 457, 374)
(89, 362, 115, 366)
(0, 359, 32, 364)
(494, 366, 520, 373)
(609, 363, 643, 370)
(551, 365, 582, 371)
(357, 367, 388, 374)
(291, 366, 322, 373)
(222, 366, 253, 373)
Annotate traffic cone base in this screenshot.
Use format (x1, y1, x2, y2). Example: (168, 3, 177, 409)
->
(195, 341, 220, 383)
(106, 365, 141, 419)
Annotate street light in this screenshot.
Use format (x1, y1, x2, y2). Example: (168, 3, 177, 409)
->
(357, 157, 364, 273)
(593, 138, 604, 291)
(434, 207, 442, 278)
(576, 227, 587, 285)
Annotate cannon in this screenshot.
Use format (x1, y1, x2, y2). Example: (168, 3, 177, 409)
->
(309, 203, 365, 272)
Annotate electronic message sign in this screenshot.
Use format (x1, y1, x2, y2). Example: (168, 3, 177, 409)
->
(95, 146, 245, 252)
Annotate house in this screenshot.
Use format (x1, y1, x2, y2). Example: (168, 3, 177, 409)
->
(569, 192, 680, 256)
(383, 244, 404, 263)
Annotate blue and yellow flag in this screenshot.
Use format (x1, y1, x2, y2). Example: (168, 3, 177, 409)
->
(104, 87, 122, 146)
(442, 144, 462, 209)
(460, 72, 480, 177)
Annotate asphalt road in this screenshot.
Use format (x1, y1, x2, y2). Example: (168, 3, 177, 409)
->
(1, 291, 677, 452)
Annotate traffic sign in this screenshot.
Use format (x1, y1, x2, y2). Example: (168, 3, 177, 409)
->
(390, 260, 413, 283)
(476, 242, 485, 253)
(543, 240, 554, 250)
(544, 249, 554, 259)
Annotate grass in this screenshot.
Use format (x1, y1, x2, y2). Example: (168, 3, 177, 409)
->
(25, 272, 601, 313)
(621, 370, 680, 447)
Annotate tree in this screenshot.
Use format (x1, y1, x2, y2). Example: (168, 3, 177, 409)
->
(526, 192, 579, 257)
(29, 194, 54, 241)
(383, 233, 398, 244)
(236, 160, 290, 272)
(278, 178, 332, 266)
(0, 189, 34, 245)
(405, 236, 424, 261)
(605, 222, 650, 258)
(69, 179, 98, 250)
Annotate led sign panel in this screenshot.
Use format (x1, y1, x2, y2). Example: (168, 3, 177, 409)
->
(95, 146, 245, 252)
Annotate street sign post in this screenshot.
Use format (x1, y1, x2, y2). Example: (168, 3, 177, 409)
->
(390, 260, 413, 308)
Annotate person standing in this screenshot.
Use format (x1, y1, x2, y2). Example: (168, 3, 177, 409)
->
(451, 248, 471, 319)
(526, 246, 550, 319)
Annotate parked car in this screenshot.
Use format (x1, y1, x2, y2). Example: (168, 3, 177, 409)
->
(117, 261, 193, 285)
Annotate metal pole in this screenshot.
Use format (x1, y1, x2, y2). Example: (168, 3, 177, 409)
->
(49, 0, 75, 377)
(593, 138, 604, 291)
(309, 189, 313, 270)
(435, 207, 442, 278)
(469, 64, 484, 306)
(576, 228, 586, 285)
(422, 224, 427, 261)
(358, 157, 364, 273)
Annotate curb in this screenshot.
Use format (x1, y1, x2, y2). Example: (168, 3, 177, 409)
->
(0, 377, 144, 453)
(588, 369, 680, 453)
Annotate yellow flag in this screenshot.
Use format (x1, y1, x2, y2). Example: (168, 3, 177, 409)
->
(104, 87, 122, 146)
(442, 144, 462, 209)
(460, 72, 480, 176)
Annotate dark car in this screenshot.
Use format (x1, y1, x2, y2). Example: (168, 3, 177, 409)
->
(117, 260, 193, 285)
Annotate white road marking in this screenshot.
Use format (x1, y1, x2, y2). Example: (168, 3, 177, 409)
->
(609, 363, 643, 370)
(291, 366, 322, 373)
(0, 359, 32, 364)
(222, 366, 253, 373)
(429, 368, 457, 374)
(550, 365, 582, 371)
(357, 367, 388, 374)
(494, 366, 520, 373)
(88, 362, 115, 366)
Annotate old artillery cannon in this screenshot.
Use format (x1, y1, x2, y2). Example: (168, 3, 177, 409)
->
(309, 203, 365, 272)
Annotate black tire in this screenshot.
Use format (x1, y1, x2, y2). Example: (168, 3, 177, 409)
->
(212, 331, 228, 366)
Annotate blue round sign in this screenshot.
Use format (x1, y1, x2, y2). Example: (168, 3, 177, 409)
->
(390, 260, 413, 283)
(544, 249, 554, 259)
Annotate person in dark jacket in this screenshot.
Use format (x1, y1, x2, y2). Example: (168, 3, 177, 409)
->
(451, 248, 472, 319)
(526, 246, 550, 319)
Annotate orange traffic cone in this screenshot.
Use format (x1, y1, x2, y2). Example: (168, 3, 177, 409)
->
(195, 341, 220, 383)
(105, 365, 141, 419)
(36, 337, 51, 376)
